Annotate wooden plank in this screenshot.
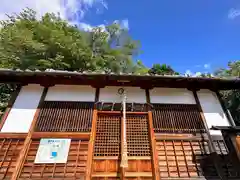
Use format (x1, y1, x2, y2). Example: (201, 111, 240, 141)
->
(86, 109, 98, 180)
(146, 89, 160, 180)
(0, 86, 21, 131)
(11, 87, 48, 180)
(31, 132, 90, 139)
(155, 133, 208, 141)
(97, 111, 148, 115)
(0, 133, 27, 139)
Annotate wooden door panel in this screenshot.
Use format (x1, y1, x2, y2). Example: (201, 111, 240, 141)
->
(126, 160, 152, 172)
(92, 114, 153, 179)
(92, 159, 119, 173)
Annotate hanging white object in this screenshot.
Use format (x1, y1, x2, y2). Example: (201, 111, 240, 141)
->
(119, 88, 128, 168)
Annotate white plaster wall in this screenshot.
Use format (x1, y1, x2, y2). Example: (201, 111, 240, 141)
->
(99, 86, 146, 103)
(197, 89, 230, 136)
(45, 85, 95, 102)
(150, 88, 196, 104)
(1, 84, 44, 133)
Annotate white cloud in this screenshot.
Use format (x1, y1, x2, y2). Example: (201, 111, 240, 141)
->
(121, 19, 129, 30)
(0, 0, 107, 22)
(113, 19, 130, 30)
(203, 63, 210, 69)
(228, 8, 240, 19)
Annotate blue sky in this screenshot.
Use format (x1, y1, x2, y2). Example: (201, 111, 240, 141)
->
(1, 0, 240, 75)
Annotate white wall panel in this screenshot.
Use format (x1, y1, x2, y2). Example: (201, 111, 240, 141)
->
(197, 90, 230, 135)
(45, 85, 95, 102)
(1, 84, 44, 133)
(150, 88, 196, 104)
(99, 86, 146, 103)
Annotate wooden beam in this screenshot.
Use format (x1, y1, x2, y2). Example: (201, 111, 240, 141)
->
(11, 87, 48, 180)
(146, 89, 160, 180)
(97, 111, 148, 115)
(31, 132, 90, 139)
(86, 109, 98, 180)
(192, 90, 225, 179)
(0, 133, 27, 139)
(0, 86, 21, 131)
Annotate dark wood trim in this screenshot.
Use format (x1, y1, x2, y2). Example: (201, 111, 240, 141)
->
(31, 132, 90, 139)
(192, 90, 225, 179)
(146, 89, 160, 180)
(0, 86, 21, 131)
(215, 91, 236, 126)
(0, 133, 27, 139)
(86, 109, 98, 180)
(11, 87, 48, 180)
(95, 88, 100, 102)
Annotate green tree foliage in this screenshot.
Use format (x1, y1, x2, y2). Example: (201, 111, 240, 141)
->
(149, 63, 179, 75)
(215, 61, 240, 125)
(0, 8, 139, 73)
(0, 8, 177, 116)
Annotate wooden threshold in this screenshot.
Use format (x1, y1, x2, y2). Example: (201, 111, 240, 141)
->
(31, 132, 90, 139)
(125, 172, 152, 177)
(92, 173, 119, 177)
(92, 172, 153, 178)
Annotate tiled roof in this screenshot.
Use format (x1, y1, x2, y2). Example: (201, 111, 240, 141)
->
(0, 68, 240, 90)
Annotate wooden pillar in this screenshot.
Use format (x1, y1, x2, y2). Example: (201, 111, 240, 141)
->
(146, 89, 160, 180)
(192, 90, 225, 180)
(11, 87, 48, 180)
(86, 88, 99, 180)
(120, 117, 126, 180)
(0, 85, 21, 130)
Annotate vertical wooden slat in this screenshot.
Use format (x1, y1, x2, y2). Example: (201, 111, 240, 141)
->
(146, 89, 160, 180)
(11, 87, 48, 180)
(0, 85, 21, 131)
(86, 88, 99, 180)
(192, 90, 225, 180)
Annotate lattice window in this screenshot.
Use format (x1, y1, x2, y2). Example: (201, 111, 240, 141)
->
(0, 138, 24, 180)
(127, 115, 150, 156)
(97, 102, 148, 112)
(152, 104, 206, 133)
(94, 115, 121, 156)
(35, 101, 94, 132)
(19, 139, 88, 179)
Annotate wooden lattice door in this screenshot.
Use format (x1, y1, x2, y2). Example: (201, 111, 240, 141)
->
(92, 113, 152, 180)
